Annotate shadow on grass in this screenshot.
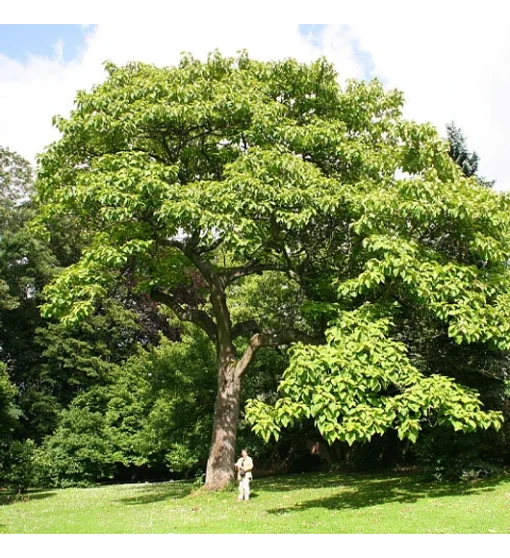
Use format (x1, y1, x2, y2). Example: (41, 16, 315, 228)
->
(0, 489, 57, 507)
(263, 472, 508, 515)
(117, 481, 194, 506)
(260, 473, 348, 493)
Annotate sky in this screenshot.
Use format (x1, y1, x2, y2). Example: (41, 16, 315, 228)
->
(1, 19, 509, 190)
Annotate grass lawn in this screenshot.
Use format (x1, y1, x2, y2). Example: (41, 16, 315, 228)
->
(1, 471, 509, 534)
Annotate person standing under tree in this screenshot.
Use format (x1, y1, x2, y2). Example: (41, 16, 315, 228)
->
(235, 449, 253, 501)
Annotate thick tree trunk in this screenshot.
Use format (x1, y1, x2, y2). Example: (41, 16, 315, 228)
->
(204, 276, 244, 490)
(204, 357, 242, 489)
(202, 325, 315, 488)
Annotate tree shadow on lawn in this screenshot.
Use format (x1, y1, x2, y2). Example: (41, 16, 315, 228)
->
(264, 472, 508, 514)
(117, 481, 195, 506)
(260, 473, 348, 493)
(0, 489, 57, 507)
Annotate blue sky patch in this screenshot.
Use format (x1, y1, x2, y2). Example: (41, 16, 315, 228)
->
(0, 24, 95, 63)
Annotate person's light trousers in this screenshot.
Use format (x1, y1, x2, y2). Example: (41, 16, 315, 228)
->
(238, 476, 251, 500)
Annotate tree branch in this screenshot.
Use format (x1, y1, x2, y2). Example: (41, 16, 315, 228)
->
(162, 236, 218, 284)
(253, 329, 323, 349)
(184, 248, 216, 284)
(231, 319, 260, 340)
(187, 229, 202, 251)
(152, 290, 217, 343)
(235, 328, 323, 378)
(198, 236, 224, 255)
(222, 260, 299, 285)
(163, 238, 185, 251)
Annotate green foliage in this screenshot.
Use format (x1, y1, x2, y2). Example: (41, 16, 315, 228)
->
(243, 110, 510, 447)
(6, 298, 150, 445)
(32, 52, 509, 467)
(36, 328, 217, 486)
(108, 328, 217, 474)
(0, 145, 32, 204)
(2, 439, 37, 493)
(0, 147, 56, 312)
(446, 123, 480, 179)
(247, 305, 503, 445)
(411, 426, 505, 482)
(33, 52, 413, 324)
(37, 407, 117, 487)
(228, 272, 307, 335)
(446, 122, 494, 187)
(0, 363, 20, 480)
(0, 146, 64, 446)
(0, 362, 18, 437)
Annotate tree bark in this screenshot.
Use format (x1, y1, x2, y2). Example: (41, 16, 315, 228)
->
(204, 356, 242, 489)
(204, 278, 241, 489)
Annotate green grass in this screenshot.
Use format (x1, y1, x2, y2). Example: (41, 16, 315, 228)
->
(1, 471, 509, 533)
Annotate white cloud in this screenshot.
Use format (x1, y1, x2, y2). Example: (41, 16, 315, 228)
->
(0, 52, 80, 162)
(83, 23, 315, 67)
(1, 21, 509, 192)
(345, 23, 510, 190)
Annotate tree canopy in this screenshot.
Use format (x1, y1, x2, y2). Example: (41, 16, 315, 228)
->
(33, 51, 508, 488)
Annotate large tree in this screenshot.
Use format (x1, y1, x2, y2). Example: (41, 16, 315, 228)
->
(35, 52, 507, 488)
